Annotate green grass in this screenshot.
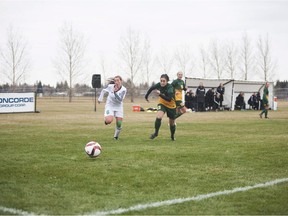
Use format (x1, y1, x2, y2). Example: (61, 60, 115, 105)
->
(0, 97, 288, 215)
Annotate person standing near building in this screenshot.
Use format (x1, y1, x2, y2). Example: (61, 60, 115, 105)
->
(196, 82, 206, 111)
(205, 88, 215, 111)
(256, 91, 261, 110)
(248, 92, 257, 110)
(235, 92, 246, 110)
(185, 90, 193, 110)
(98, 75, 127, 140)
(259, 82, 270, 119)
(216, 83, 225, 108)
(145, 74, 177, 141)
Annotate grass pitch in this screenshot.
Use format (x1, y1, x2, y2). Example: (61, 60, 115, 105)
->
(0, 97, 288, 215)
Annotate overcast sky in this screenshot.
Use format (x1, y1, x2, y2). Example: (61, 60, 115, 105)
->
(1, 0, 288, 86)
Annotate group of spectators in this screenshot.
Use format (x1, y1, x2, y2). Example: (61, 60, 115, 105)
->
(184, 83, 264, 112)
(235, 91, 261, 110)
(185, 82, 225, 112)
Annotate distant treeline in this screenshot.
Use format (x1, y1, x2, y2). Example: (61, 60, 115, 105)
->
(0, 79, 152, 98)
(1, 80, 287, 99)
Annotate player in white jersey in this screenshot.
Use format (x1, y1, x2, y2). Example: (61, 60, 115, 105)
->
(98, 75, 127, 140)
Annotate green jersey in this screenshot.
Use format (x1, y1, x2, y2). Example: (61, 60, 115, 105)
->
(171, 79, 185, 101)
(145, 82, 176, 109)
(262, 86, 269, 105)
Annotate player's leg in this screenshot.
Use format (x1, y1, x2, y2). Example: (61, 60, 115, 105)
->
(264, 105, 269, 118)
(114, 109, 124, 140)
(104, 116, 113, 124)
(259, 103, 267, 118)
(167, 108, 177, 141)
(114, 117, 123, 140)
(174, 101, 186, 119)
(104, 107, 114, 124)
(150, 105, 165, 139)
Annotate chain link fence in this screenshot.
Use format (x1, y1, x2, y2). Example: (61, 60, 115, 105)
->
(274, 88, 288, 100)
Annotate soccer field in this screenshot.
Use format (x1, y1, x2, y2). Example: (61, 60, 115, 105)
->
(1, 97, 288, 215)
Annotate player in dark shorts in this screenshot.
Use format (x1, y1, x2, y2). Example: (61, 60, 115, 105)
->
(145, 74, 177, 141)
(259, 82, 270, 119)
(171, 71, 188, 119)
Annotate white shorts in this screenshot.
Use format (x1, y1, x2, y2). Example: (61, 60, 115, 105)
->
(104, 105, 124, 118)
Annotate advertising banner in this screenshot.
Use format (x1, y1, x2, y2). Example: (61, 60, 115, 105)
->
(0, 92, 36, 113)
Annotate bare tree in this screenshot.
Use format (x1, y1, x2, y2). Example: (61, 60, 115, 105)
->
(119, 28, 144, 102)
(224, 41, 238, 79)
(55, 23, 86, 102)
(142, 37, 154, 85)
(209, 39, 226, 79)
(98, 53, 108, 86)
(239, 33, 254, 80)
(174, 44, 191, 77)
(156, 47, 174, 77)
(256, 34, 277, 81)
(199, 45, 209, 78)
(0, 26, 30, 91)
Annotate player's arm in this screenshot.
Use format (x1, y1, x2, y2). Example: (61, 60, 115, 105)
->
(145, 85, 158, 101)
(98, 85, 111, 103)
(159, 86, 174, 102)
(183, 82, 187, 92)
(114, 88, 126, 103)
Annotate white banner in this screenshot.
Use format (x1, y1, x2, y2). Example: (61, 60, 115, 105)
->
(0, 92, 36, 113)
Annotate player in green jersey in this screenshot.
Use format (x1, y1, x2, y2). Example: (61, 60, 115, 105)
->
(171, 71, 188, 118)
(259, 82, 270, 119)
(145, 74, 177, 141)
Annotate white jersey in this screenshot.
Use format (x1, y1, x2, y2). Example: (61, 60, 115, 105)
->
(98, 84, 127, 118)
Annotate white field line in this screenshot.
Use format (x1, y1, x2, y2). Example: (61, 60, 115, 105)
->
(0, 206, 41, 216)
(87, 177, 288, 216)
(1, 178, 287, 216)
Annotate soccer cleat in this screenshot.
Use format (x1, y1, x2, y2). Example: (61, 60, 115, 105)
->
(259, 114, 263, 119)
(171, 136, 176, 141)
(150, 133, 158, 139)
(114, 137, 118, 140)
(265, 117, 269, 119)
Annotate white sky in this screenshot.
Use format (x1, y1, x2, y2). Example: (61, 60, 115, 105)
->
(1, 0, 288, 86)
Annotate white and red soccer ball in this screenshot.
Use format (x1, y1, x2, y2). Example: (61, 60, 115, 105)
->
(85, 141, 102, 158)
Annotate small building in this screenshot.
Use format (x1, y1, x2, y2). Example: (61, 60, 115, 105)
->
(185, 77, 274, 110)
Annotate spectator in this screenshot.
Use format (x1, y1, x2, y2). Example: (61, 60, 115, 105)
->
(235, 92, 246, 110)
(191, 92, 197, 112)
(213, 92, 221, 111)
(248, 92, 257, 110)
(196, 82, 206, 111)
(256, 91, 261, 110)
(216, 83, 225, 108)
(205, 88, 215, 111)
(185, 90, 193, 110)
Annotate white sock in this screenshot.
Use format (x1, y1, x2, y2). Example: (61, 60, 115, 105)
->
(114, 127, 122, 138)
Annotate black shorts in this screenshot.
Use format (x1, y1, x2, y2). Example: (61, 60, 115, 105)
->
(158, 104, 176, 119)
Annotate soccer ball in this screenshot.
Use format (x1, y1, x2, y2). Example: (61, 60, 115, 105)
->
(85, 141, 102, 158)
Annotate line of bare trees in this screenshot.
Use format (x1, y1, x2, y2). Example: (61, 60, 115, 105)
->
(0, 24, 277, 102)
(0, 26, 30, 92)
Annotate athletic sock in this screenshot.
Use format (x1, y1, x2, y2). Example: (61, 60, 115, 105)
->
(154, 118, 161, 136)
(170, 124, 176, 140)
(114, 127, 122, 139)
